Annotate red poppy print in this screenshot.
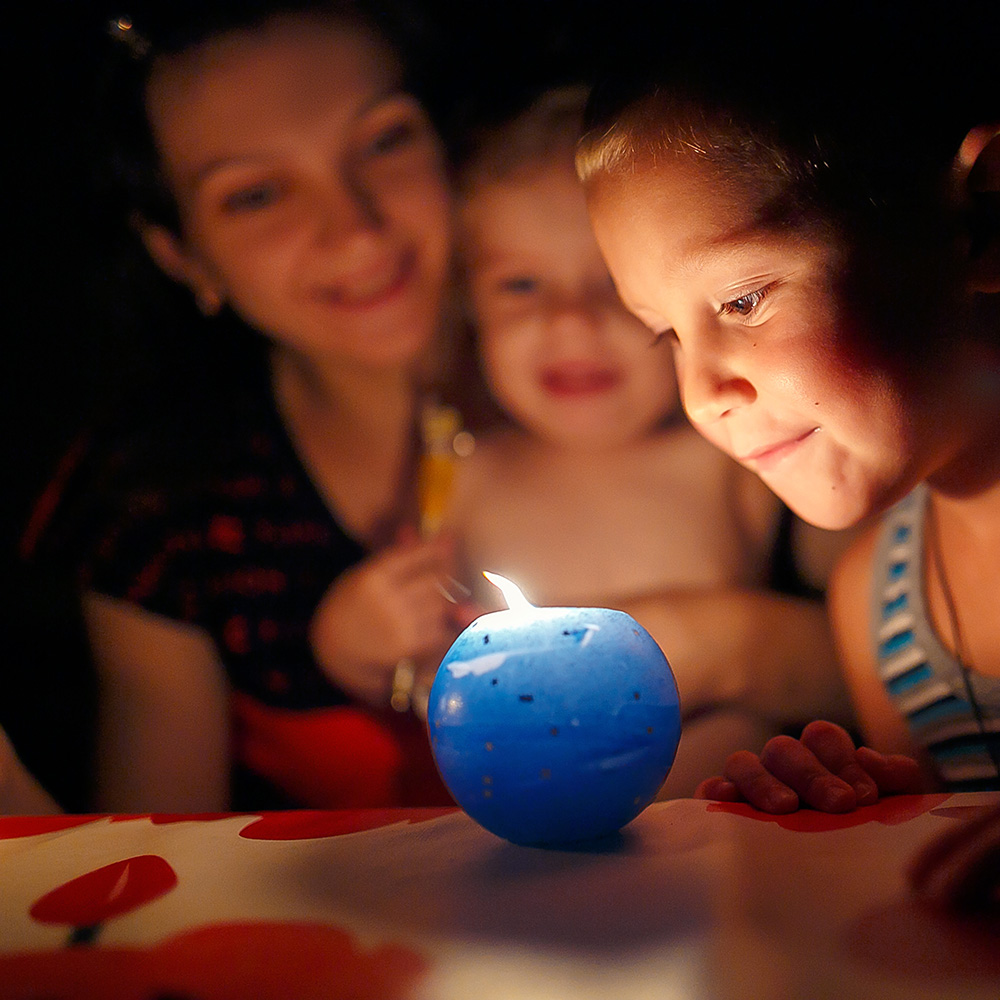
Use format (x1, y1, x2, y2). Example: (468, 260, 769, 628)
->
(239, 807, 457, 840)
(0, 816, 102, 840)
(30, 855, 178, 929)
(0, 921, 429, 1000)
(706, 793, 950, 831)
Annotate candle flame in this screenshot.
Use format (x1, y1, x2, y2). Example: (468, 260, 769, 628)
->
(483, 571, 534, 611)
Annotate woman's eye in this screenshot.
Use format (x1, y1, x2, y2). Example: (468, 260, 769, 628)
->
(719, 285, 771, 319)
(221, 183, 280, 213)
(499, 276, 539, 295)
(367, 121, 417, 157)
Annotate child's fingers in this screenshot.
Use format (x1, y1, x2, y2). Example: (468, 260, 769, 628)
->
(854, 745, 926, 794)
(451, 600, 485, 630)
(378, 534, 453, 584)
(758, 736, 858, 812)
(693, 776, 742, 802)
(800, 720, 880, 805)
(723, 749, 800, 814)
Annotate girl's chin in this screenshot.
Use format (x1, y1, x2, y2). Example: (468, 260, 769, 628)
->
(762, 474, 874, 532)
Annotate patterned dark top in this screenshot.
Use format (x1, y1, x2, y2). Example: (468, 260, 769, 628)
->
(25, 349, 449, 810)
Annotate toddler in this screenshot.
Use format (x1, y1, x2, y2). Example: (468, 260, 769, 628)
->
(449, 87, 854, 796)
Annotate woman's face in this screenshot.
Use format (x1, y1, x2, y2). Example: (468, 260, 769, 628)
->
(586, 151, 955, 530)
(145, 15, 452, 369)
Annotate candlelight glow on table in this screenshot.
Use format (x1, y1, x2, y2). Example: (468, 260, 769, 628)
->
(427, 573, 681, 846)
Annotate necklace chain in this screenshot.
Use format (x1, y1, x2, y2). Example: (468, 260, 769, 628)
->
(926, 498, 1000, 779)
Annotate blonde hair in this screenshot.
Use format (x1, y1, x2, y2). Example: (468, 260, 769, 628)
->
(575, 90, 802, 192)
(459, 85, 591, 193)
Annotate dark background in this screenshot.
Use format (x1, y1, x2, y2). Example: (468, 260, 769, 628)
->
(5, 1, 995, 808)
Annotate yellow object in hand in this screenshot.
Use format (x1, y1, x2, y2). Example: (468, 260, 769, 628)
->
(417, 402, 470, 537)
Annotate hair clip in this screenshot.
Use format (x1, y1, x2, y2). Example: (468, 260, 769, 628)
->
(107, 15, 151, 59)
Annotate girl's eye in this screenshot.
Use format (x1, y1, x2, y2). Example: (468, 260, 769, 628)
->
(719, 285, 771, 319)
(221, 183, 281, 213)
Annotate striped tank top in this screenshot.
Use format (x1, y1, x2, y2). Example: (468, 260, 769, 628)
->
(872, 484, 1000, 791)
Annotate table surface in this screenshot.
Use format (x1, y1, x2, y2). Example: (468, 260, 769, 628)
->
(1, 793, 998, 1000)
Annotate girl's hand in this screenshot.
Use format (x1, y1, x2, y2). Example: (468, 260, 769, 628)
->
(909, 801, 1000, 912)
(693, 719, 924, 813)
(310, 532, 470, 707)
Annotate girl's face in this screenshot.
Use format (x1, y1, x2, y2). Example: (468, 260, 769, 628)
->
(461, 157, 678, 450)
(587, 152, 947, 530)
(145, 15, 452, 369)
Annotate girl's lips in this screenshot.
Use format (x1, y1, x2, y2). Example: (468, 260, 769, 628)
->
(540, 365, 621, 397)
(740, 427, 819, 471)
(313, 248, 416, 311)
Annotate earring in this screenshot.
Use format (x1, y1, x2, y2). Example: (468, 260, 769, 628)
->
(195, 288, 223, 317)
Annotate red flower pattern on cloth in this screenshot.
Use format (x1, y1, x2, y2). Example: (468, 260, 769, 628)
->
(0, 816, 102, 839)
(30, 855, 178, 928)
(0, 922, 429, 1000)
(706, 793, 951, 831)
(238, 807, 457, 840)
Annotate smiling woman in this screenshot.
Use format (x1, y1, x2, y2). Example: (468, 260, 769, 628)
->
(18, 0, 472, 815)
(139, 14, 450, 365)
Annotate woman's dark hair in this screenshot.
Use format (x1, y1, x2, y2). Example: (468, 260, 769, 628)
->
(80, 0, 444, 418)
(92, 0, 441, 233)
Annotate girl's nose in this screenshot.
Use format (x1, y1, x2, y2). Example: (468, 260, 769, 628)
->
(678, 336, 756, 425)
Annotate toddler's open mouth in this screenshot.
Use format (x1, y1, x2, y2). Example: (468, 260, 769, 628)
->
(540, 364, 620, 397)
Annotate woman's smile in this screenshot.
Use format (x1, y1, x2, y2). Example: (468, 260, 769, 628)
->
(311, 246, 416, 311)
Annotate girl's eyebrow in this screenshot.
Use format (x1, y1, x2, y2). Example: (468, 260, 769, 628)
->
(679, 230, 769, 276)
(679, 184, 816, 271)
(683, 220, 809, 275)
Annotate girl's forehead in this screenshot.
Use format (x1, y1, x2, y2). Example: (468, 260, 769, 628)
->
(588, 154, 771, 264)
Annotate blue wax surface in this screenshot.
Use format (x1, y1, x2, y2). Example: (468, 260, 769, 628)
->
(428, 606, 681, 846)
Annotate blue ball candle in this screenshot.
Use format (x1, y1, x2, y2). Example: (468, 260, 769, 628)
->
(428, 573, 681, 846)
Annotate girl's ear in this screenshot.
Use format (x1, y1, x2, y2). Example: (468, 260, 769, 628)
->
(137, 218, 225, 316)
(954, 124, 1000, 294)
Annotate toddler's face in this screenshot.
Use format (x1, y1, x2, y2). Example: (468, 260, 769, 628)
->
(461, 157, 678, 450)
(145, 15, 451, 367)
(586, 153, 932, 530)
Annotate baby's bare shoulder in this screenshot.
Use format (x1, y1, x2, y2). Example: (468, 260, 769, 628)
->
(446, 428, 528, 519)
